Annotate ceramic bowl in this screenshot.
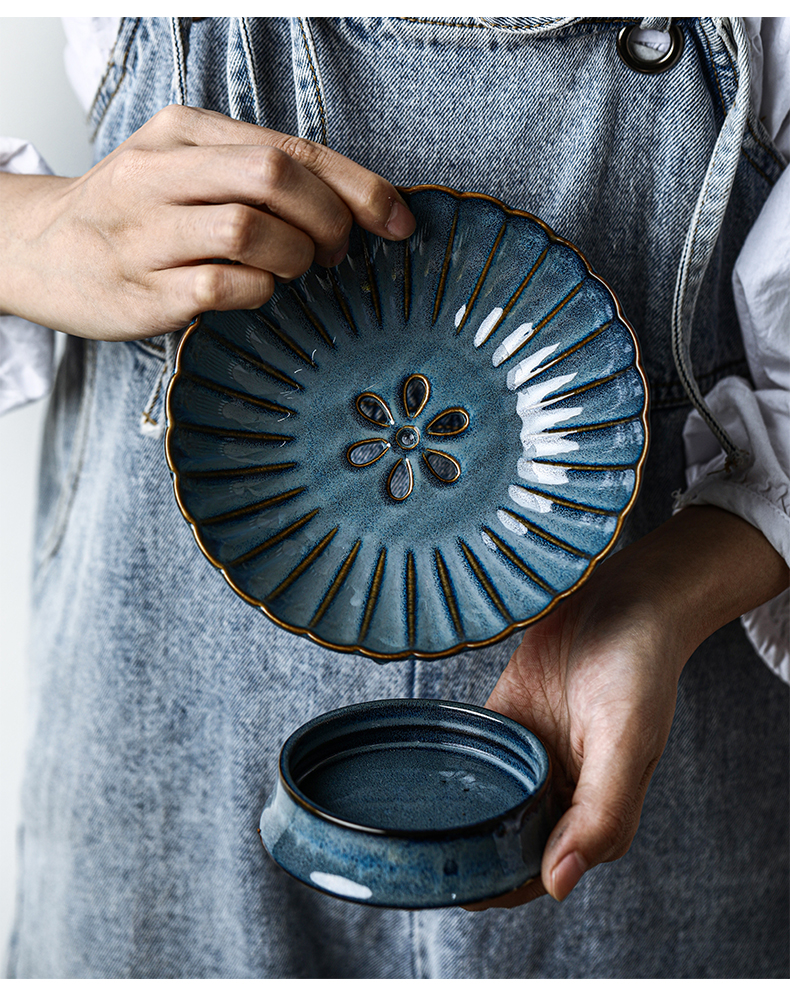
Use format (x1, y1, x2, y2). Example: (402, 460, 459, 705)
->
(258, 699, 556, 908)
(166, 185, 648, 659)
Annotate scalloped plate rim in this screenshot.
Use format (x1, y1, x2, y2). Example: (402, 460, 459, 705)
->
(164, 184, 650, 661)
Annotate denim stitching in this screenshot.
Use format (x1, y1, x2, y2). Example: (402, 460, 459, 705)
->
(674, 160, 735, 449)
(397, 17, 487, 30)
(698, 19, 728, 117)
(37, 341, 97, 572)
(713, 21, 786, 168)
(699, 20, 781, 179)
(239, 17, 262, 126)
(86, 16, 126, 123)
(89, 17, 141, 142)
(746, 118, 784, 169)
(297, 18, 328, 146)
(740, 147, 774, 186)
(140, 366, 166, 435)
(169, 17, 189, 106)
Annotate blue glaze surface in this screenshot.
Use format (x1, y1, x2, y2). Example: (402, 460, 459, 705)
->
(259, 699, 556, 908)
(166, 186, 649, 659)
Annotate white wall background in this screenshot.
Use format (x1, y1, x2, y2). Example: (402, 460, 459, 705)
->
(0, 17, 94, 967)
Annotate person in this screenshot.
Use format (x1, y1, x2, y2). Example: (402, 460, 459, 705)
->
(1, 16, 788, 977)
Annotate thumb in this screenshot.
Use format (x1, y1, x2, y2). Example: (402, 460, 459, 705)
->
(542, 726, 660, 901)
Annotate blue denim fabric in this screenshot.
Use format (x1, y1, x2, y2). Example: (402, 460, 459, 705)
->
(7, 17, 788, 978)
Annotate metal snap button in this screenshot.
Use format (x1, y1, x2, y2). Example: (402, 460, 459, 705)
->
(617, 24, 684, 74)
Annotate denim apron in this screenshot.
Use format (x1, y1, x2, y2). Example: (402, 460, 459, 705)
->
(8, 17, 788, 977)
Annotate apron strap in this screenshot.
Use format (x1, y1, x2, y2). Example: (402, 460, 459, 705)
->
(671, 17, 751, 468)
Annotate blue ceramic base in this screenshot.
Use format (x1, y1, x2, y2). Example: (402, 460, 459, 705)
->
(259, 699, 556, 908)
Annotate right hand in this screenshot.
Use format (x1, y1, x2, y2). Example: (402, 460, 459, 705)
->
(0, 104, 416, 340)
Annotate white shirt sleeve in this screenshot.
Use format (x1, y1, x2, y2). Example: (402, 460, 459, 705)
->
(0, 138, 55, 415)
(0, 17, 117, 418)
(675, 19, 790, 684)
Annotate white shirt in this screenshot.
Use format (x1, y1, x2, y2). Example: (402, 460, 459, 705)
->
(2, 17, 789, 680)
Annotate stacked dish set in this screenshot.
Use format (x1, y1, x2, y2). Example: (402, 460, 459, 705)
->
(166, 186, 648, 906)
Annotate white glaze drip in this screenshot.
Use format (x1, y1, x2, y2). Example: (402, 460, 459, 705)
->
(491, 322, 535, 367)
(508, 485, 553, 513)
(518, 459, 569, 485)
(309, 872, 373, 899)
(505, 343, 560, 388)
(473, 307, 503, 346)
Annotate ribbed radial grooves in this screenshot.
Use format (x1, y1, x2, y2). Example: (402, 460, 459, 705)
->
(481, 526, 557, 595)
(201, 322, 303, 389)
(309, 539, 362, 628)
(287, 287, 335, 348)
(546, 367, 629, 403)
(432, 205, 459, 324)
(227, 509, 320, 567)
(543, 415, 639, 434)
(176, 422, 292, 444)
(405, 551, 417, 648)
(525, 320, 614, 380)
(267, 526, 339, 600)
(497, 508, 592, 558)
(459, 540, 511, 622)
(253, 310, 316, 365)
(200, 487, 307, 526)
(184, 372, 294, 415)
(182, 462, 298, 480)
(454, 221, 507, 335)
(529, 458, 634, 471)
(327, 268, 358, 336)
(510, 483, 619, 515)
(477, 246, 549, 347)
(434, 549, 463, 638)
(360, 232, 382, 326)
(358, 547, 387, 644)
(403, 240, 411, 324)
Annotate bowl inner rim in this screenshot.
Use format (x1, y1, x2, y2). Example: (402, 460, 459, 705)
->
(278, 698, 551, 839)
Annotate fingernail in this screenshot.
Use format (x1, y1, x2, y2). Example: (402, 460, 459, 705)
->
(385, 199, 415, 239)
(550, 851, 587, 901)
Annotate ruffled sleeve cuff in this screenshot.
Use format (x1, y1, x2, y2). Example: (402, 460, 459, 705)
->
(674, 382, 789, 684)
(0, 137, 56, 416)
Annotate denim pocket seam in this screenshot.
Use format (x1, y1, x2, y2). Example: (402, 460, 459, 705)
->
(36, 341, 98, 575)
(296, 18, 329, 146)
(89, 17, 142, 143)
(85, 17, 126, 125)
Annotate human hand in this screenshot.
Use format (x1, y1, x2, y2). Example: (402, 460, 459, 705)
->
(0, 105, 415, 340)
(466, 505, 789, 910)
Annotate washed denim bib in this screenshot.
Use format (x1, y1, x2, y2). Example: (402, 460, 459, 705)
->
(9, 17, 788, 977)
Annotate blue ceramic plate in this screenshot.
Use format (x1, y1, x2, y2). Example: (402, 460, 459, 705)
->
(258, 699, 555, 908)
(166, 186, 649, 659)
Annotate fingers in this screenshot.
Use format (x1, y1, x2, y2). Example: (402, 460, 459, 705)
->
(124, 145, 352, 265)
(154, 203, 316, 278)
(541, 722, 661, 901)
(149, 263, 276, 329)
(137, 106, 416, 241)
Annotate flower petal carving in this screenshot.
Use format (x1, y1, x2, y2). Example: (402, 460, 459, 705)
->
(425, 408, 470, 436)
(423, 449, 461, 483)
(356, 393, 394, 427)
(347, 439, 390, 467)
(387, 458, 414, 501)
(403, 374, 431, 418)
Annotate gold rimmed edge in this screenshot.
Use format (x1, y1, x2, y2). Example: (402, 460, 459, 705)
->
(165, 184, 650, 662)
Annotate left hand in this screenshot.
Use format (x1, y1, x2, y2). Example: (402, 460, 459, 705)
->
(466, 505, 789, 910)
